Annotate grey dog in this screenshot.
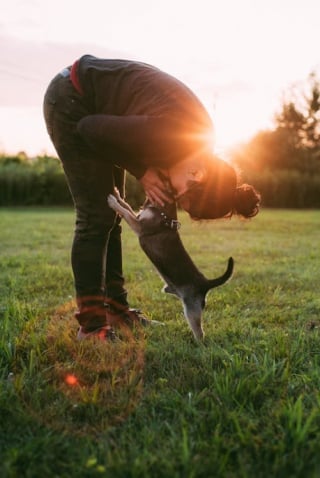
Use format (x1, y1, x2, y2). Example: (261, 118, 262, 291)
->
(107, 190, 233, 340)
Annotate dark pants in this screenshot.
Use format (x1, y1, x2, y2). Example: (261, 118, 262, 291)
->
(43, 70, 128, 329)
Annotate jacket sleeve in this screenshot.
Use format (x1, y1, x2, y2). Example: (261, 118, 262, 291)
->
(77, 114, 192, 177)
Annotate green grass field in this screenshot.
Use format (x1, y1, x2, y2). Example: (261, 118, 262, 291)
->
(1, 207, 320, 478)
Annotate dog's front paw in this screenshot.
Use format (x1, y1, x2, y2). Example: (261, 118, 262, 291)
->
(113, 187, 121, 200)
(107, 194, 118, 210)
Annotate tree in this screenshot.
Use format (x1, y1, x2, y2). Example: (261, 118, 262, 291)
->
(275, 72, 320, 154)
(232, 71, 320, 173)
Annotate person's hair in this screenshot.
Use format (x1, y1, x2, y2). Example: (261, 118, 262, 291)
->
(234, 184, 261, 218)
(185, 156, 261, 220)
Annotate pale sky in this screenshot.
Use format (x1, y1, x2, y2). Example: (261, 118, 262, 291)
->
(0, 0, 319, 158)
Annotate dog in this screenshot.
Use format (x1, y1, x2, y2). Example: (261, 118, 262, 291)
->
(107, 190, 234, 340)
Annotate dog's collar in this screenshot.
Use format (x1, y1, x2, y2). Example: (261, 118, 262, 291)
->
(159, 211, 181, 231)
(146, 204, 181, 231)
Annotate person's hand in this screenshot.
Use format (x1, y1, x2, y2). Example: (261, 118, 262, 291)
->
(139, 168, 173, 206)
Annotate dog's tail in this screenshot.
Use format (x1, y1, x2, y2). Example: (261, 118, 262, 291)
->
(206, 257, 234, 291)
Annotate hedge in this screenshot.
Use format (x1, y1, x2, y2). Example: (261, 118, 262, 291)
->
(0, 156, 319, 209)
(242, 169, 320, 208)
(0, 156, 145, 208)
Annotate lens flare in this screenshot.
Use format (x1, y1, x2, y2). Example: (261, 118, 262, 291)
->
(65, 373, 79, 386)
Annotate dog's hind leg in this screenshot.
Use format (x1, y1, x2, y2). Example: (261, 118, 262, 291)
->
(184, 309, 204, 341)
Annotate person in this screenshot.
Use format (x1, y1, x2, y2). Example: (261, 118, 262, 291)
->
(43, 54, 260, 340)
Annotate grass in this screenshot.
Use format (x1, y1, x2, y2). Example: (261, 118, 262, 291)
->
(0, 207, 320, 477)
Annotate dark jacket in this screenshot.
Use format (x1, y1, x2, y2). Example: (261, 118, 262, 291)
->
(75, 55, 213, 178)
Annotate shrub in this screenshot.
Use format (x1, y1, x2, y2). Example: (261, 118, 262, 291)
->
(1, 154, 319, 208)
(0, 155, 145, 208)
(243, 169, 320, 208)
(0, 156, 72, 206)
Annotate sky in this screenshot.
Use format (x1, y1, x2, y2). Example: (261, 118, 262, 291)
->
(0, 0, 319, 158)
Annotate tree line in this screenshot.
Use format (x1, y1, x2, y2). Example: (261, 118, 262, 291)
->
(0, 71, 319, 208)
(230, 71, 320, 207)
(0, 153, 145, 209)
